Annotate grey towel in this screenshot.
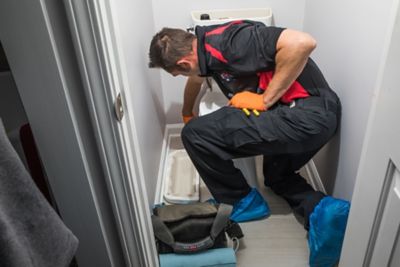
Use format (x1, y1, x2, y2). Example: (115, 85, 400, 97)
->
(0, 120, 78, 267)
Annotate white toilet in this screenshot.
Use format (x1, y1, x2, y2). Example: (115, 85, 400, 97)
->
(194, 8, 273, 188)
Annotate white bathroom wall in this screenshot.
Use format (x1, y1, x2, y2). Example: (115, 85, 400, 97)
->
(303, 0, 395, 200)
(151, 0, 307, 123)
(112, 0, 165, 204)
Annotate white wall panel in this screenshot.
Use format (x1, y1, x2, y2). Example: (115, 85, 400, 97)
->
(304, 0, 394, 199)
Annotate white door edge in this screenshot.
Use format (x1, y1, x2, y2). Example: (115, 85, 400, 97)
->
(340, 0, 400, 265)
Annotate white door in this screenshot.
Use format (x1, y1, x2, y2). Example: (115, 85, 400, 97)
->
(63, 0, 159, 266)
(340, 0, 400, 266)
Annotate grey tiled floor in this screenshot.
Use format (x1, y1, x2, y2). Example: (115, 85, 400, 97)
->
(167, 136, 309, 266)
(236, 157, 309, 267)
(202, 156, 309, 267)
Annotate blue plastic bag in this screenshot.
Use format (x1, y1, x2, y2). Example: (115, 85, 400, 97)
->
(230, 188, 270, 223)
(308, 196, 350, 267)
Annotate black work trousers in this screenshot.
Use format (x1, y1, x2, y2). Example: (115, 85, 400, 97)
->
(181, 88, 341, 227)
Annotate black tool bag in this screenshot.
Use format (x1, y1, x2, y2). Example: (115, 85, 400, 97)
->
(152, 202, 243, 254)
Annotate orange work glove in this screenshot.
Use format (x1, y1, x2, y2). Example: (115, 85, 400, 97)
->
(228, 91, 267, 111)
(182, 114, 194, 124)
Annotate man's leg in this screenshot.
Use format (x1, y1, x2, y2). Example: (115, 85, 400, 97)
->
(181, 108, 254, 205)
(181, 107, 275, 222)
(181, 97, 336, 205)
(181, 89, 348, 266)
(263, 151, 325, 229)
(181, 92, 340, 223)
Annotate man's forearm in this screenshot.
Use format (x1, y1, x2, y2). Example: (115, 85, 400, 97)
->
(182, 76, 204, 116)
(263, 29, 316, 109)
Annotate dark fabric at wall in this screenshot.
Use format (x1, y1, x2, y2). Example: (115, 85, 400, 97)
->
(0, 118, 78, 267)
(0, 42, 10, 72)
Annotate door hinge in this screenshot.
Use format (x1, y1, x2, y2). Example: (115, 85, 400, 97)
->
(114, 93, 124, 122)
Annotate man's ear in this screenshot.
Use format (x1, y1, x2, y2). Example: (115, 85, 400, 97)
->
(176, 58, 191, 71)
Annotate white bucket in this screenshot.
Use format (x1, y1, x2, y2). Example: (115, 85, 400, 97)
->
(163, 149, 200, 204)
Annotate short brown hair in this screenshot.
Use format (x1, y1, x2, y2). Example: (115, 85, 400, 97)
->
(148, 28, 196, 72)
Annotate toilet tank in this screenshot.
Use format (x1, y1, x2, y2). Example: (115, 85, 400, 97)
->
(191, 7, 272, 27)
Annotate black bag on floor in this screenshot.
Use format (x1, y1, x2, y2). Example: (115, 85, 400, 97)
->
(152, 202, 243, 254)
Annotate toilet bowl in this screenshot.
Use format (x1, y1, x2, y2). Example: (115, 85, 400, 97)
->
(198, 80, 259, 188)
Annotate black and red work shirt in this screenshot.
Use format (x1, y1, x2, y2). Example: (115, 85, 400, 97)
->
(195, 20, 329, 102)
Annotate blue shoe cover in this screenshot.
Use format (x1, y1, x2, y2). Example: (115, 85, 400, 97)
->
(230, 188, 270, 223)
(308, 196, 350, 267)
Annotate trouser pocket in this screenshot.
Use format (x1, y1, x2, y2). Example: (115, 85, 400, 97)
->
(215, 107, 263, 148)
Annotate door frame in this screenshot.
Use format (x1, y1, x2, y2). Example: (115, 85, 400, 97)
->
(63, 0, 158, 266)
(0, 0, 133, 265)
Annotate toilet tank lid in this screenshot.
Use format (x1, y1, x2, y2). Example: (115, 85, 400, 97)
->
(191, 7, 272, 27)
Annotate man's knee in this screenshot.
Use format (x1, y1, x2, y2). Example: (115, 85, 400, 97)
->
(181, 122, 194, 144)
(182, 117, 216, 146)
(181, 119, 203, 144)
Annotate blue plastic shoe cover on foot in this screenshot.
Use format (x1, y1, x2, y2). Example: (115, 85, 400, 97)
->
(230, 188, 270, 223)
(308, 196, 350, 267)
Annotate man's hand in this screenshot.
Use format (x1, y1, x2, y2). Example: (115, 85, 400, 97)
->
(228, 91, 266, 111)
(182, 114, 194, 124)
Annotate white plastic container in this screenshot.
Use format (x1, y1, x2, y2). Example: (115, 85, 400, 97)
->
(163, 149, 200, 204)
(191, 7, 272, 27)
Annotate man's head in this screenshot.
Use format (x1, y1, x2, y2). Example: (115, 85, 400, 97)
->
(148, 28, 199, 76)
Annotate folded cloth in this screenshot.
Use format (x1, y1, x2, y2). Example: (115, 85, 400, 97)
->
(308, 196, 350, 267)
(159, 248, 236, 267)
(0, 119, 78, 267)
(230, 188, 270, 223)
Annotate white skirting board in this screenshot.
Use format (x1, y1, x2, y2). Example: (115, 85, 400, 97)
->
(154, 123, 326, 205)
